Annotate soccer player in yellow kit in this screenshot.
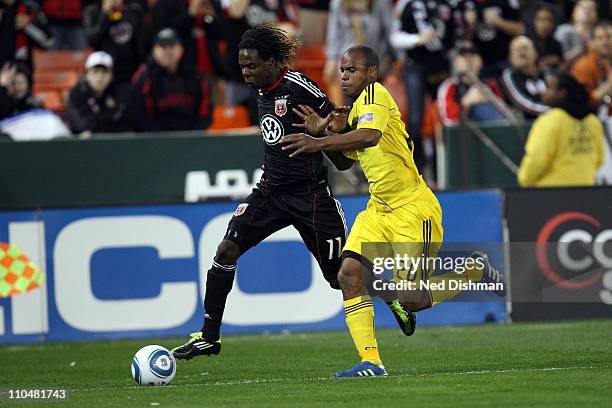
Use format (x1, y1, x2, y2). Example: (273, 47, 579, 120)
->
(282, 45, 505, 377)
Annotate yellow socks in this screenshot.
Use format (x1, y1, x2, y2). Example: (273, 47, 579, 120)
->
(344, 295, 382, 366)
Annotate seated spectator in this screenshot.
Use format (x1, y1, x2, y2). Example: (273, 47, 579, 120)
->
(555, 0, 598, 64)
(571, 20, 612, 113)
(518, 71, 604, 187)
(0, 0, 53, 70)
(500, 35, 549, 119)
(84, 0, 147, 83)
(41, 0, 87, 50)
(65, 51, 133, 138)
(470, 0, 525, 78)
(0, 62, 41, 120)
(528, 2, 564, 71)
(0, 62, 68, 140)
(438, 42, 506, 126)
(131, 28, 212, 131)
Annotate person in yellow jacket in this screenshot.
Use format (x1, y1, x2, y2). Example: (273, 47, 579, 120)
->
(518, 71, 605, 187)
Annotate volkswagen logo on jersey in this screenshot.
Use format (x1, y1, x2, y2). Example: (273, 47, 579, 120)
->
(260, 114, 284, 145)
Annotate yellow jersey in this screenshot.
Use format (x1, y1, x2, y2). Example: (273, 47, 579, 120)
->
(518, 108, 604, 187)
(344, 82, 427, 209)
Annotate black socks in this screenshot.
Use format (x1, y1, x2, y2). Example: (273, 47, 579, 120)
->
(202, 260, 236, 342)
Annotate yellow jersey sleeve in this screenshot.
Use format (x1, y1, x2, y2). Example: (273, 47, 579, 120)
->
(354, 83, 392, 133)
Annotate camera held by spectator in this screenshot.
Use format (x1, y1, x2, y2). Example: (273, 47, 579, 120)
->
(438, 42, 506, 126)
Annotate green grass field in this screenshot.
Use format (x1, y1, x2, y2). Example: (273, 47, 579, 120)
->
(1, 320, 611, 407)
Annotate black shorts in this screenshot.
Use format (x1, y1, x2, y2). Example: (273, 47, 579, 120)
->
(224, 183, 348, 288)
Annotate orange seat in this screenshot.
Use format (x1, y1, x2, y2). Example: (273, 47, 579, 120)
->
(33, 83, 65, 95)
(33, 50, 90, 73)
(294, 44, 326, 68)
(34, 90, 64, 113)
(34, 70, 80, 89)
(209, 105, 251, 130)
(292, 44, 328, 96)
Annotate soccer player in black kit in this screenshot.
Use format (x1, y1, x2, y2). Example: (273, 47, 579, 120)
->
(172, 25, 416, 361)
(172, 25, 350, 360)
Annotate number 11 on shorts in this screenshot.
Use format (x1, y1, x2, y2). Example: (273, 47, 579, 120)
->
(327, 237, 343, 259)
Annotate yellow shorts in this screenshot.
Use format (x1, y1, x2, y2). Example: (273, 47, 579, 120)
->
(343, 188, 444, 282)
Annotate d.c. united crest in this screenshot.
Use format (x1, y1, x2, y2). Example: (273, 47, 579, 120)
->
(275, 98, 288, 116)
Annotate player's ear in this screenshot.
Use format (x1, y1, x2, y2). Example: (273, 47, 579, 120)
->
(368, 66, 377, 81)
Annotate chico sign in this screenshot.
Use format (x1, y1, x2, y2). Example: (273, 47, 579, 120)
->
(0, 191, 505, 343)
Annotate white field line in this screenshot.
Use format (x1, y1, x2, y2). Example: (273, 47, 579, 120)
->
(30, 365, 608, 394)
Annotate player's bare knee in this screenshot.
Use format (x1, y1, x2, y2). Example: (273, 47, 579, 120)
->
(215, 240, 240, 266)
(338, 258, 366, 298)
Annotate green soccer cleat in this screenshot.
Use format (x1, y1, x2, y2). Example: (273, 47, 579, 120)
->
(172, 332, 221, 360)
(387, 300, 417, 336)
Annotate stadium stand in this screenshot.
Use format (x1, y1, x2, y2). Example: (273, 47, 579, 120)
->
(32, 50, 89, 114)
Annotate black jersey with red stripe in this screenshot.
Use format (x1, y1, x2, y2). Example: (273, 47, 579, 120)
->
(257, 70, 334, 190)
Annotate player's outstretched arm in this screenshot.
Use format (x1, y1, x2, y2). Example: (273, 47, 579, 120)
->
(280, 128, 381, 157)
(291, 104, 355, 170)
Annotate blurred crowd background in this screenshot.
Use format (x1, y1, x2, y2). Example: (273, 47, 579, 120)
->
(1, 0, 611, 186)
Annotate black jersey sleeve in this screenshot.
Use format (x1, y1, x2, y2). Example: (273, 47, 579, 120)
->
(284, 70, 333, 135)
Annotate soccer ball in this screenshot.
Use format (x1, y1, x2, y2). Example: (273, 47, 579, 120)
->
(131, 345, 176, 386)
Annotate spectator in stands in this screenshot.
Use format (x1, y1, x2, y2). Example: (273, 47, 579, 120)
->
(390, 0, 457, 174)
(0, 62, 41, 120)
(218, 0, 299, 125)
(556, 0, 610, 22)
(131, 28, 212, 131)
(65, 51, 133, 138)
(518, 71, 604, 187)
(452, 0, 478, 41)
(469, 0, 525, 78)
(500, 35, 549, 119)
(571, 20, 612, 112)
(152, 0, 226, 79)
(0, 0, 53, 70)
(438, 42, 505, 126)
(324, 0, 393, 102)
(555, 0, 598, 64)
(297, 0, 329, 45)
(83, 0, 147, 83)
(528, 2, 564, 71)
(40, 0, 87, 50)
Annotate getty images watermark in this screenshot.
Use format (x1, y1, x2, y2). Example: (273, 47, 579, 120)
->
(358, 242, 508, 302)
(361, 240, 612, 304)
(370, 253, 505, 293)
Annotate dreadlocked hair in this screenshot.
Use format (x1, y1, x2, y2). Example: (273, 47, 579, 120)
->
(238, 24, 301, 67)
